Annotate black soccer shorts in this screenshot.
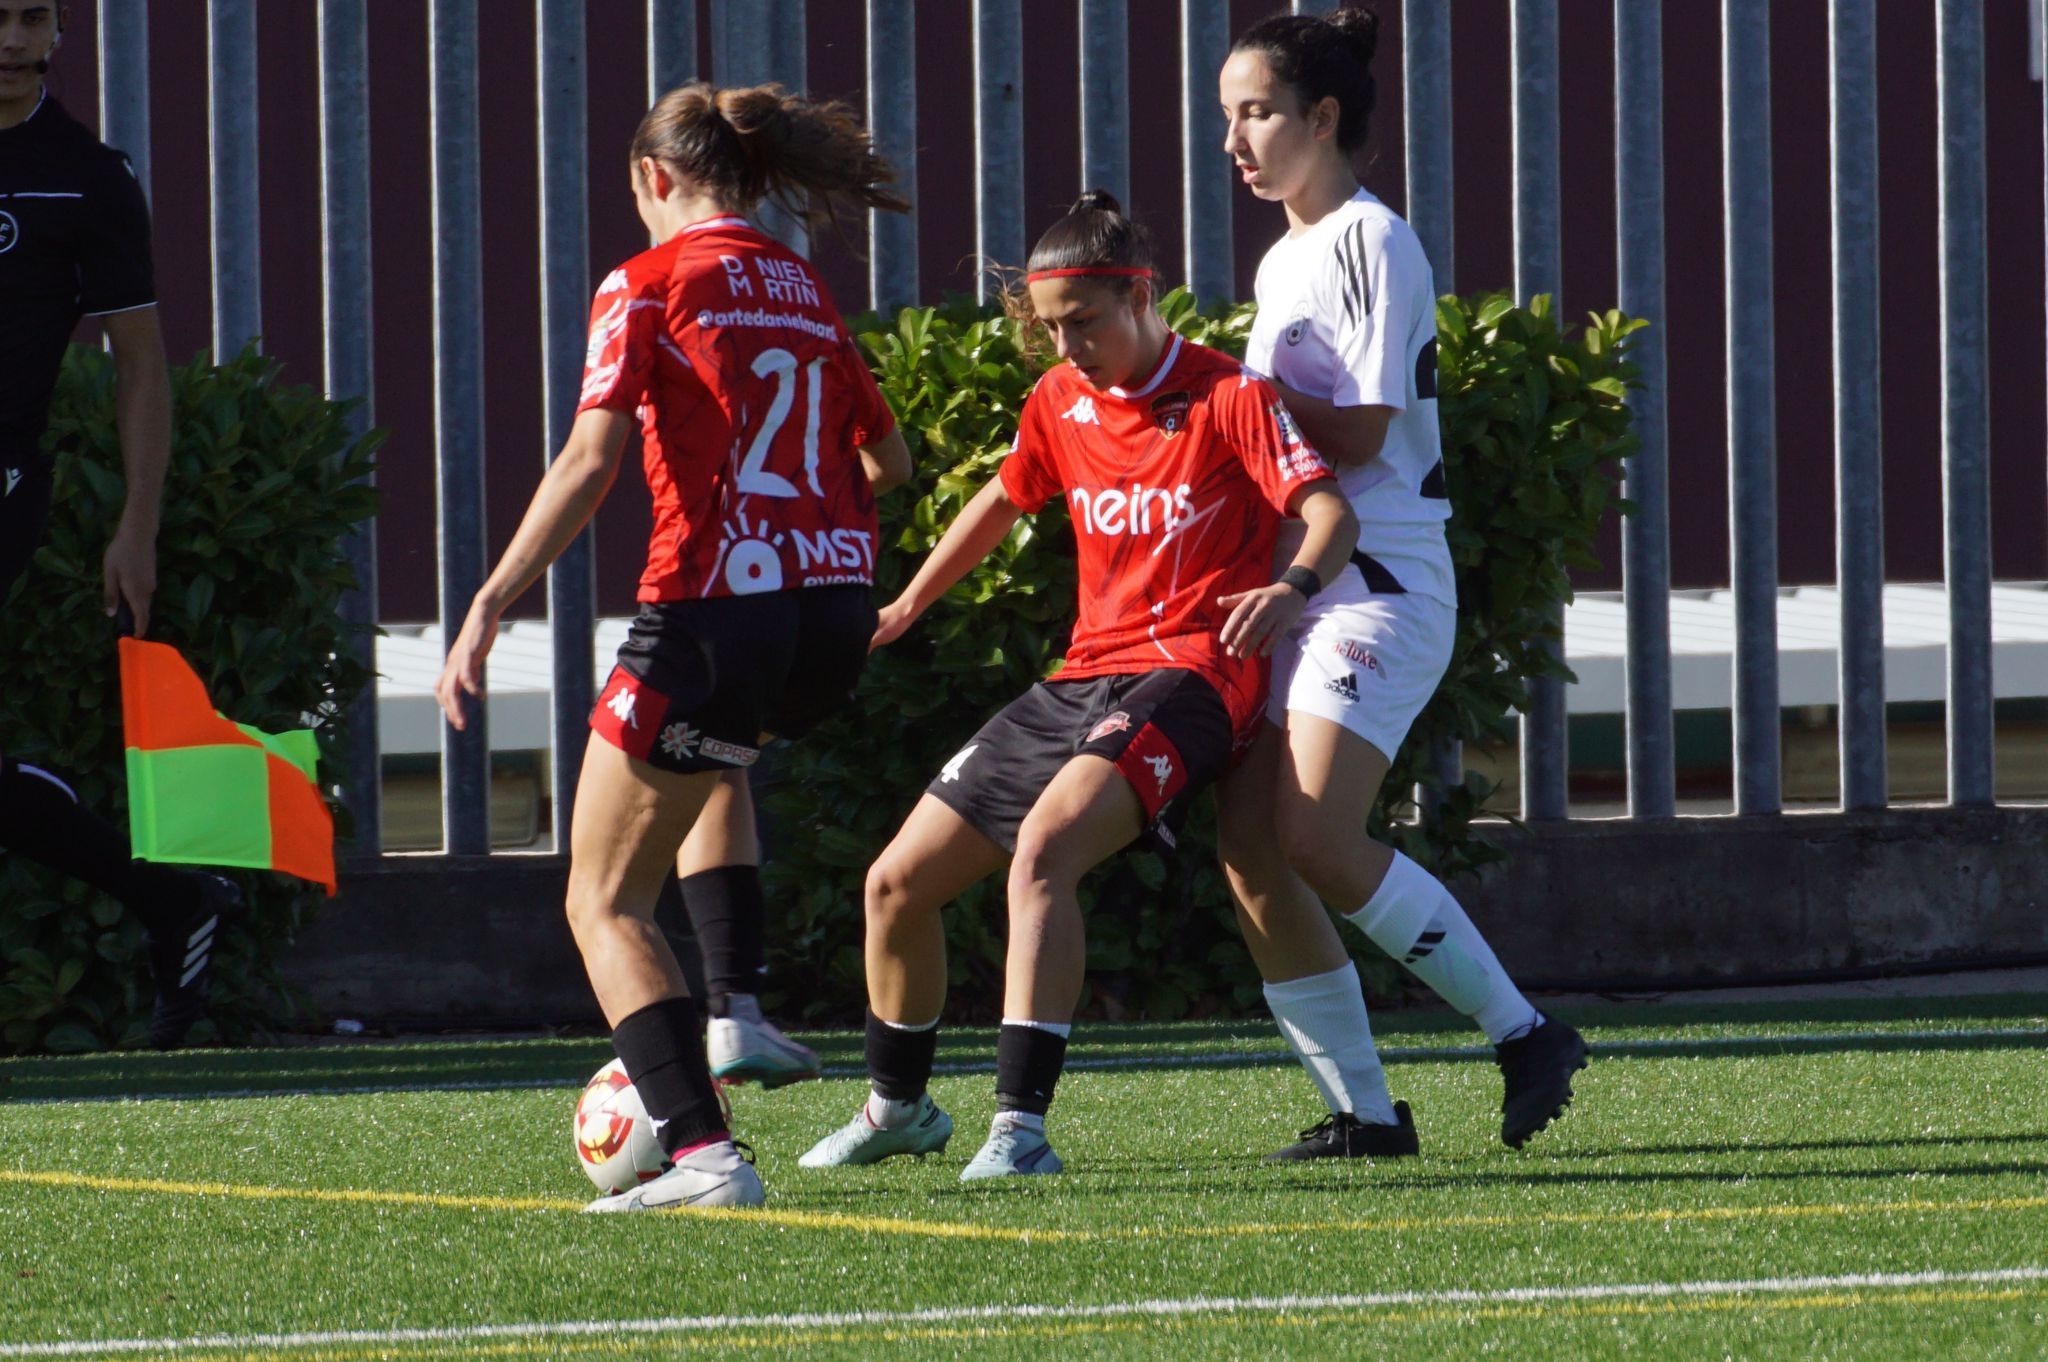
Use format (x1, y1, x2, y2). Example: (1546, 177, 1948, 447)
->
(925, 668, 1233, 854)
(589, 584, 876, 774)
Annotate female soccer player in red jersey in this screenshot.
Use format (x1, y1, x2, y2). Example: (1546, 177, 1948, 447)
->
(433, 83, 911, 1211)
(1219, 9, 1586, 1160)
(800, 192, 1359, 1179)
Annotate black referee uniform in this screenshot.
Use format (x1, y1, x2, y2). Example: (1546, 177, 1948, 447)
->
(0, 88, 238, 1051)
(0, 90, 154, 594)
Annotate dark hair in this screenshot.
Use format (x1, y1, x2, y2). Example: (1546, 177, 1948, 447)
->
(1001, 190, 1159, 337)
(1024, 189, 1158, 280)
(631, 82, 909, 229)
(1230, 6, 1381, 154)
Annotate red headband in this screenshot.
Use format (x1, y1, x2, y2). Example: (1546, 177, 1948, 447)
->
(1025, 267, 1155, 282)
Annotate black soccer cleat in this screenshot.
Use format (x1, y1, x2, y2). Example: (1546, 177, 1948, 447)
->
(1496, 1013, 1588, 1149)
(1265, 1100, 1419, 1162)
(145, 873, 244, 1049)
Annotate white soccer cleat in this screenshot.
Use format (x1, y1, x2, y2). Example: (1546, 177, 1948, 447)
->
(581, 1140, 764, 1212)
(707, 1013, 823, 1089)
(959, 1116, 1063, 1181)
(798, 1095, 953, 1168)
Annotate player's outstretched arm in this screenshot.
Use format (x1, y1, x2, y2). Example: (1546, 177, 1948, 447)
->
(858, 428, 913, 495)
(871, 476, 1025, 650)
(1218, 480, 1357, 659)
(434, 407, 633, 731)
(101, 306, 173, 637)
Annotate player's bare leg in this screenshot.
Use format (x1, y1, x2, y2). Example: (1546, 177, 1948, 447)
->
(1002, 754, 1144, 1023)
(1216, 721, 1406, 1156)
(962, 756, 1142, 1180)
(567, 734, 761, 1210)
(799, 796, 1005, 1169)
(566, 735, 719, 1023)
(864, 795, 1008, 1025)
(1278, 714, 1585, 1148)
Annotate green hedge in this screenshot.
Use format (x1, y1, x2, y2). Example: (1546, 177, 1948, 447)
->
(757, 290, 1641, 1023)
(0, 346, 379, 1054)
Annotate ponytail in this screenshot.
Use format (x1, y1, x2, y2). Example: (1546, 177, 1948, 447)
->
(631, 82, 909, 229)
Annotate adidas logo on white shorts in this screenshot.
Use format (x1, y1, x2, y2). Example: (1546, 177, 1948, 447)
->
(1324, 672, 1360, 703)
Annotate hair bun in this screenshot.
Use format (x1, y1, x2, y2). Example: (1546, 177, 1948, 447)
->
(1072, 189, 1124, 217)
(1327, 6, 1379, 65)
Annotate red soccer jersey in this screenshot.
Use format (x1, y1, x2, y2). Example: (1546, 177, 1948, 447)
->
(998, 333, 1334, 733)
(578, 216, 898, 602)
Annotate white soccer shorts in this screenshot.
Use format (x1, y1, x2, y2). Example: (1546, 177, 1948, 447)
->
(1265, 569, 1456, 762)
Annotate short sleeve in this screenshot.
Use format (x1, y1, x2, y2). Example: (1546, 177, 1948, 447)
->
(841, 337, 897, 447)
(77, 153, 155, 317)
(1327, 220, 1425, 412)
(1218, 371, 1334, 514)
(577, 264, 664, 413)
(996, 377, 1065, 514)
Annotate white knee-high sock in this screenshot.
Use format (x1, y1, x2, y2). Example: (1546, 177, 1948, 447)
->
(1262, 962, 1398, 1124)
(1347, 852, 1540, 1045)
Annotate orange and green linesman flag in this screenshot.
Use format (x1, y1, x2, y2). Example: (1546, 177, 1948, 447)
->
(118, 637, 337, 894)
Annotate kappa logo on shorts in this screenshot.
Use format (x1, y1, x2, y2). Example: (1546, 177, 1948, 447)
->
(1086, 711, 1132, 743)
(591, 668, 671, 763)
(659, 722, 700, 761)
(1324, 672, 1361, 703)
(940, 744, 979, 783)
(1142, 753, 1175, 797)
(606, 688, 642, 729)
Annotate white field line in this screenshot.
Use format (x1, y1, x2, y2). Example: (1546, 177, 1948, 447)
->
(2, 1265, 2043, 1358)
(5, 1025, 2040, 1107)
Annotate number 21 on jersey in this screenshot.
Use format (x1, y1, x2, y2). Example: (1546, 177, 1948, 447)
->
(735, 346, 825, 499)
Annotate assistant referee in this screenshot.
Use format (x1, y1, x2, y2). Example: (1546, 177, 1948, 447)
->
(0, 2, 238, 1048)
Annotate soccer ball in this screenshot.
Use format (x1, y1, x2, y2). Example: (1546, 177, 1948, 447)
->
(572, 1059, 665, 1195)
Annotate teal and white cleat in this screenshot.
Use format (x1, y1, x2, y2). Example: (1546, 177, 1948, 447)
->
(959, 1116, 1063, 1181)
(583, 1140, 764, 1212)
(798, 1095, 953, 1168)
(707, 1014, 823, 1089)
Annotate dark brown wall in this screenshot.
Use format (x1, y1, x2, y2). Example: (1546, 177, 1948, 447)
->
(53, 1, 2048, 619)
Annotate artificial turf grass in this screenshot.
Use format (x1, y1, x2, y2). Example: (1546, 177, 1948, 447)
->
(4, 1020, 2045, 1360)
(2, 991, 2041, 1102)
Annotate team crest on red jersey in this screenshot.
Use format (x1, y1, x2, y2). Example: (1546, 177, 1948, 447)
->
(1150, 390, 1192, 436)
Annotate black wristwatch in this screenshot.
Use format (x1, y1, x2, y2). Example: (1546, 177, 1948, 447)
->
(1278, 565, 1323, 599)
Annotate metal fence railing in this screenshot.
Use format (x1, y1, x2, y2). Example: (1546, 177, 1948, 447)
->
(93, 0, 2024, 854)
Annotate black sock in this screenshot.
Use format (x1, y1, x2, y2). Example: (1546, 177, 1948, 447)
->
(678, 865, 765, 1017)
(865, 1008, 938, 1101)
(0, 759, 196, 924)
(995, 1024, 1069, 1117)
(610, 996, 727, 1160)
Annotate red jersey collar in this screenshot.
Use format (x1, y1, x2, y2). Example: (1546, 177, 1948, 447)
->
(1106, 333, 1184, 402)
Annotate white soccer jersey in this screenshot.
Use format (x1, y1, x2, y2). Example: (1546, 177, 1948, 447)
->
(1245, 189, 1455, 607)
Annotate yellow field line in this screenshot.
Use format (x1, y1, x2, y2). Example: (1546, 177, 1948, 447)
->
(6, 1167, 2044, 1248)
(0, 1169, 1081, 1242)
(53, 1285, 2046, 1361)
